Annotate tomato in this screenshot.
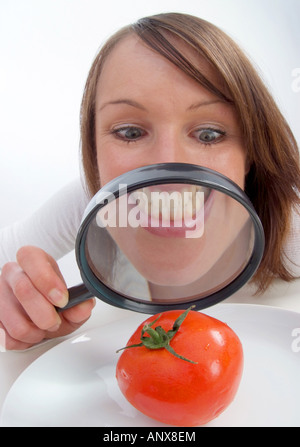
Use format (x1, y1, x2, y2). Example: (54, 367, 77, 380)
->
(116, 306, 243, 426)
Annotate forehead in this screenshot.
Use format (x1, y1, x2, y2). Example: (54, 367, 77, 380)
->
(96, 34, 223, 102)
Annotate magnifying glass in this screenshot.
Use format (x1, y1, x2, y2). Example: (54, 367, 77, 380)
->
(61, 163, 264, 314)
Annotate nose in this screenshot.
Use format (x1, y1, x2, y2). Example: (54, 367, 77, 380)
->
(147, 131, 190, 165)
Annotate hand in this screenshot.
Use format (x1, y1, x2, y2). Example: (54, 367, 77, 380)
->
(0, 246, 95, 350)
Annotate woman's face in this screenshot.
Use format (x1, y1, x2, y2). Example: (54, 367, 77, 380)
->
(95, 34, 246, 187)
(92, 35, 250, 295)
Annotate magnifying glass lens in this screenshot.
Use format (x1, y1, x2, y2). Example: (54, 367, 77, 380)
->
(85, 183, 254, 304)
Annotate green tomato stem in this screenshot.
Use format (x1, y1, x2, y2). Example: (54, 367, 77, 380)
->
(116, 305, 198, 364)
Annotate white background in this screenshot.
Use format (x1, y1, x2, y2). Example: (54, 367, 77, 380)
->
(0, 0, 299, 282)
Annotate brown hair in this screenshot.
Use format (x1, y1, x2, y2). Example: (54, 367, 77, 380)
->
(80, 12, 300, 291)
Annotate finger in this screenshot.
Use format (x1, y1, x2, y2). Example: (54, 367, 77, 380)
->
(0, 268, 46, 345)
(0, 322, 34, 351)
(45, 299, 96, 339)
(61, 298, 96, 324)
(2, 262, 61, 332)
(16, 246, 68, 308)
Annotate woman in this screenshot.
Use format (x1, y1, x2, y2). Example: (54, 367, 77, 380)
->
(0, 12, 299, 350)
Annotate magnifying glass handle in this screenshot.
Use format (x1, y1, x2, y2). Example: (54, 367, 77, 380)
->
(56, 283, 94, 312)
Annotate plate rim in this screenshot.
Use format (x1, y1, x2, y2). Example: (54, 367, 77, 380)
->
(1, 302, 300, 427)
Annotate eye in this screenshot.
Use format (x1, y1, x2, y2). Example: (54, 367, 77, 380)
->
(112, 126, 146, 142)
(194, 128, 225, 144)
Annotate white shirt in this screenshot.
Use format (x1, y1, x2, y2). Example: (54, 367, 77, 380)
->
(0, 178, 299, 279)
(0, 179, 88, 264)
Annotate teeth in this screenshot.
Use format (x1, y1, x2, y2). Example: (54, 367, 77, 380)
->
(132, 191, 148, 214)
(131, 186, 205, 222)
(170, 191, 182, 219)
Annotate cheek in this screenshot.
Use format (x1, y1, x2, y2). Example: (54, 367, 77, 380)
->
(205, 152, 247, 190)
(96, 126, 143, 187)
(97, 152, 117, 187)
(97, 142, 149, 186)
(97, 153, 143, 187)
(233, 154, 247, 189)
(96, 140, 128, 186)
(226, 160, 246, 189)
(219, 144, 247, 190)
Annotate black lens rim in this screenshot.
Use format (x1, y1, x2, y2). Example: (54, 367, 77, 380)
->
(75, 163, 265, 314)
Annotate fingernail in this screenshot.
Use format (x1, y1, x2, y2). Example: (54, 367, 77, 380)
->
(48, 322, 61, 332)
(47, 313, 62, 332)
(48, 288, 69, 308)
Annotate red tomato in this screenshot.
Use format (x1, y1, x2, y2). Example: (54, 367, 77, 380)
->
(116, 307, 243, 426)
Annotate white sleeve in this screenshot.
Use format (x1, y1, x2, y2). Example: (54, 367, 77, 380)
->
(0, 178, 90, 267)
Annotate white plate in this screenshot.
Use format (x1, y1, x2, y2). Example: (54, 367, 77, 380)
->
(1, 303, 300, 427)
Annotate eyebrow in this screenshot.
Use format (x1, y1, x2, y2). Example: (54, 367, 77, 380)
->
(98, 99, 147, 112)
(187, 99, 227, 111)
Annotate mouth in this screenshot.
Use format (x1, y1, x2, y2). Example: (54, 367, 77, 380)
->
(95, 183, 212, 239)
(130, 184, 211, 238)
